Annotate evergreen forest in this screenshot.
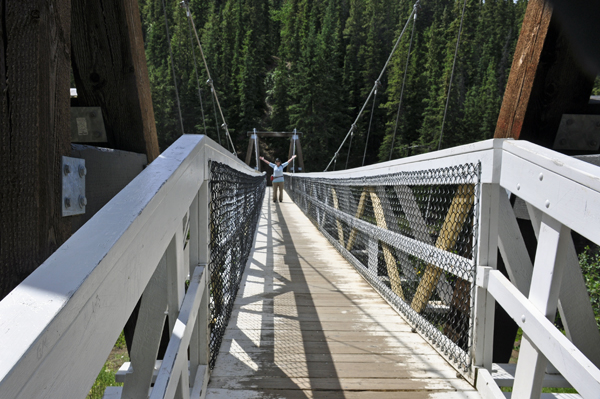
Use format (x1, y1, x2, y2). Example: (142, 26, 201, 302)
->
(140, 0, 530, 172)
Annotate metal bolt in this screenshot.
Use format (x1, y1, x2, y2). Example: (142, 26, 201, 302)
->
(539, 173, 543, 181)
(516, 184, 520, 191)
(90, 111, 97, 118)
(64, 197, 71, 208)
(79, 196, 87, 208)
(590, 141, 598, 148)
(63, 164, 71, 175)
(521, 315, 526, 323)
(78, 165, 87, 177)
(545, 200, 550, 208)
(566, 119, 574, 126)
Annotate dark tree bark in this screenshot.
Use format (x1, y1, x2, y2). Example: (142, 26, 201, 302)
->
(0, 0, 72, 300)
(71, 0, 159, 162)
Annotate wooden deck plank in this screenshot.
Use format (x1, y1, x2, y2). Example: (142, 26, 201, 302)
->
(206, 190, 479, 398)
(214, 352, 459, 365)
(206, 389, 481, 399)
(209, 376, 476, 391)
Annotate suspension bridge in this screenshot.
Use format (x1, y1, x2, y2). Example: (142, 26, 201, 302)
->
(2, 0, 600, 398)
(1, 135, 600, 399)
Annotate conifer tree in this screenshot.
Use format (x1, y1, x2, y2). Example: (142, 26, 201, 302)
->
(138, 0, 529, 167)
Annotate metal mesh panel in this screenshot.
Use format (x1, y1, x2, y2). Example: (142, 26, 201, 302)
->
(285, 163, 480, 371)
(209, 161, 266, 368)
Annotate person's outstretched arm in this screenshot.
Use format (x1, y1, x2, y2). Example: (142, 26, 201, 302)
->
(286, 154, 297, 164)
(259, 156, 271, 165)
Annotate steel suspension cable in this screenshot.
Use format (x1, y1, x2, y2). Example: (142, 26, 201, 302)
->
(345, 130, 353, 169)
(181, 0, 236, 155)
(437, 0, 468, 151)
(362, 85, 379, 166)
(183, 6, 208, 137)
(389, 5, 417, 161)
(211, 85, 223, 147)
(324, 0, 419, 172)
(162, 0, 185, 135)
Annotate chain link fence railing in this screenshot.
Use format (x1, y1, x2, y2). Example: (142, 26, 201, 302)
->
(285, 163, 481, 371)
(209, 161, 266, 369)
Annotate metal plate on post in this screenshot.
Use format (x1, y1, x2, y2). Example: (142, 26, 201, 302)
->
(553, 114, 600, 151)
(62, 156, 87, 217)
(70, 107, 107, 143)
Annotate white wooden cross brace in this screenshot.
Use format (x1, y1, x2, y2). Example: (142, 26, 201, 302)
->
(479, 267, 600, 398)
(150, 266, 207, 399)
(512, 214, 568, 398)
(498, 194, 600, 368)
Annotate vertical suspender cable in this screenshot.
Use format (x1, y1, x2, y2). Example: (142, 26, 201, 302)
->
(183, 6, 208, 136)
(181, 0, 236, 155)
(162, 0, 185, 135)
(210, 85, 223, 147)
(389, 6, 417, 161)
(292, 137, 296, 172)
(345, 128, 354, 169)
(362, 85, 379, 166)
(437, 0, 468, 151)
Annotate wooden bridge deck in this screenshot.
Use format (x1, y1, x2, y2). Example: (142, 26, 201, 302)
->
(206, 188, 481, 398)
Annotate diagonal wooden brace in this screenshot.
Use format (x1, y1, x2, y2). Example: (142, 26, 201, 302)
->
(411, 184, 475, 313)
(345, 190, 368, 251)
(331, 188, 345, 247)
(369, 187, 405, 300)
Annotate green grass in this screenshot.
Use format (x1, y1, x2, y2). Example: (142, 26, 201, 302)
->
(579, 246, 600, 330)
(86, 332, 129, 399)
(504, 328, 577, 394)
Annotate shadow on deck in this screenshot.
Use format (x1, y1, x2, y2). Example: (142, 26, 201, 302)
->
(206, 188, 480, 398)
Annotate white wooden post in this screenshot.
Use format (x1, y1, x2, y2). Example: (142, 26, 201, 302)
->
(165, 228, 190, 399)
(189, 181, 210, 398)
(497, 192, 533, 296)
(512, 214, 569, 398)
(472, 182, 500, 371)
(121, 255, 169, 399)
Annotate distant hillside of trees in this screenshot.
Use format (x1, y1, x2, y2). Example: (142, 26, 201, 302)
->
(139, 0, 529, 171)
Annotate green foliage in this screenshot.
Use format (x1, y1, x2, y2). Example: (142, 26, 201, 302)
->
(593, 76, 600, 96)
(86, 331, 129, 399)
(140, 0, 529, 171)
(578, 246, 600, 330)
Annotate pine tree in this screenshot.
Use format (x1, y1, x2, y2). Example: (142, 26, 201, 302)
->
(138, 0, 529, 166)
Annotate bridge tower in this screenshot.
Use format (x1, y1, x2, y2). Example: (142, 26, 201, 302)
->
(245, 129, 305, 173)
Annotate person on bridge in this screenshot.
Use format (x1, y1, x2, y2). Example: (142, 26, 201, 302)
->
(260, 155, 297, 203)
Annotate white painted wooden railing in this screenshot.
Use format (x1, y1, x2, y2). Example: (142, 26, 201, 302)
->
(289, 139, 600, 398)
(0, 135, 261, 399)
(473, 140, 600, 399)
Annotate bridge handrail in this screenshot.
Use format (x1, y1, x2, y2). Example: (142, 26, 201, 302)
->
(286, 138, 600, 398)
(0, 135, 261, 399)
